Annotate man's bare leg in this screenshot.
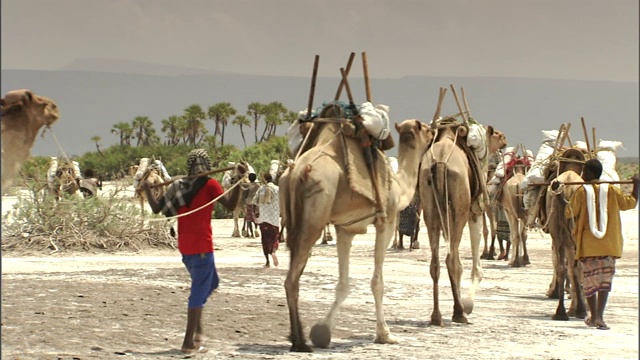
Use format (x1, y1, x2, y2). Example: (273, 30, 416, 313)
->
(272, 252, 279, 268)
(595, 291, 610, 329)
(182, 307, 202, 353)
(585, 295, 597, 327)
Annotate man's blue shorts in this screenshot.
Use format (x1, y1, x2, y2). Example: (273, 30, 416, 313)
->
(182, 252, 219, 308)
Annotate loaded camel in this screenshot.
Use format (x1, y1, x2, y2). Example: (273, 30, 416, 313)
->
(1, 89, 60, 194)
(279, 103, 432, 351)
(499, 150, 532, 267)
(419, 86, 507, 325)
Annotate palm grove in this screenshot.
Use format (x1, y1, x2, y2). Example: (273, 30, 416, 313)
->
(41, 101, 299, 182)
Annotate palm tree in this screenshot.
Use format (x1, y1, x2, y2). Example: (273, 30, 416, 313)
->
(208, 102, 237, 146)
(232, 115, 251, 147)
(90, 135, 104, 157)
(111, 122, 133, 146)
(260, 101, 288, 141)
(247, 102, 266, 144)
(131, 116, 155, 147)
(160, 115, 183, 146)
(183, 104, 206, 146)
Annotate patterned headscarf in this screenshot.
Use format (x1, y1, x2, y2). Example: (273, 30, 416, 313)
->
(187, 149, 211, 176)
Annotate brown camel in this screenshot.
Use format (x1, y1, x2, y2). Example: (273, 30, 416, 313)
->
(500, 160, 531, 267)
(419, 120, 506, 325)
(49, 161, 80, 199)
(545, 149, 588, 320)
(135, 166, 166, 215)
(280, 115, 432, 352)
(222, 166, 251, 237)
(1, 89, 60, 194)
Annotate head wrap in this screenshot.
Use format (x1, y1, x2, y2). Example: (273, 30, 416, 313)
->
(187, 149, 211, 176)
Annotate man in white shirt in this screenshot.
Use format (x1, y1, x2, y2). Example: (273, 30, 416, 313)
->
(252, 173, 281, 268)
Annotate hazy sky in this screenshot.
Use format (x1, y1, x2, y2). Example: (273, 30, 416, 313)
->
(2, 0, 638, 82)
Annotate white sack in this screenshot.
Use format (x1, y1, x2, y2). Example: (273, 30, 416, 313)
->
(521, 130, 559, 190)
(269, 160, 280, 181)
(153, 159, 172, 182)
(134, 158, 150, 180)
(72, 161, 82, 179)
(492, 147, 516, 179)
(47, 157, 58, 185)
(287, 121, 304, 156)
(358, 102, 391, 140)
(573, 141, 588, 152)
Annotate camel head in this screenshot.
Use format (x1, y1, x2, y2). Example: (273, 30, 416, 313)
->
(395, 119, 433, 152)
(486, 126, 507, 154)
(1, 89, 60, 134)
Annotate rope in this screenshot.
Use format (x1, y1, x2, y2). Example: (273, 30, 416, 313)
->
(145, 174, 246, 222)
(47, 126, 72, 165)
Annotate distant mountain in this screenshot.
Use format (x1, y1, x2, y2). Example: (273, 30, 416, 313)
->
(1, 66, 638, 160)
(59, 57, 229, 76)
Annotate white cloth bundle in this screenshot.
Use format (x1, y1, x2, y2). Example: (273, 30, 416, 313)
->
(596, 140, 623, 187)
(521, 130, 559, 190)
(153, 159, 172, 182)
(134, 158, 150, 180)
(72, 161, 82, 179)
(358, 102, 391, 140)
(583, 184, 609, 238)
(269, 160, 280, 181)
(466, 123, 490, 163)
(573, 141, 588, 152)
(47, 157, 58, 185)
(492, 147, 516, 180)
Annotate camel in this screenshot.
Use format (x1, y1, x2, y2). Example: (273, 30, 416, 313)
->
(1, 89, 60, 194)
(49, 161, 80, 199)
(545, 149, 588, 320)
(419, 119, 506, 325)
(500, 159, 531, 267)
(135, 166, 166, 215)
(222, 164, 252, 237)
(280, 112, 432, 352)
(481, 151, 503, 260)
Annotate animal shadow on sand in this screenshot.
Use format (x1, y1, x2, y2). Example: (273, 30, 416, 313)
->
(236, 335, 372, 355)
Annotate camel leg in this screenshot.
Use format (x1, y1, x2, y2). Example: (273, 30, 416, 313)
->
(447, 221, 468, 324)
(232, 209, 241, 237)
(311, 228, 354, 348)
(391, 214, 400, 249)
(285, 226, 324, 352)
(521, 223, 530, 266)
(567, 256, 587, 319)
(428, 222, 444, 326)
(507, 211, 521, 267)
(371, 218, 399, 344)
(493, 234, 502, 260)
(481, 214, 490, 259)
(466, 217, 484, 309)
(552, 244, 569, 321)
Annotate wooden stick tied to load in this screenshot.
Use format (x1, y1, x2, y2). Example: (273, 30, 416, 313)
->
(335, 52, 355, 101)
(362, 52, 372, 103)
(449, 84, 468, 124)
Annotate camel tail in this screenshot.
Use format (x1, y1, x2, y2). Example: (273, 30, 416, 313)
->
(431, 162, 449, 241)
(285, 166, 307, 257)
(515, 182, 526, 219)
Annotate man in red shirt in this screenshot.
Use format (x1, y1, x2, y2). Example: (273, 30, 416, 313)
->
(141, 149, 246, 354)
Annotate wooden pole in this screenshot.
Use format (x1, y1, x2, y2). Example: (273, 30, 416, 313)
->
(362, 52, 372, 102)
(432, 87, 447, 121)
(528, 180, 634, 187)
(580, 117, 592, 158)
(306, 55, 320, 120)
(146, 165, 236, 189)
(449, 84, 468, 124)
(335, 52, 356, 101)
(461, 87, 471, 117)
(592, 127, 597, 151)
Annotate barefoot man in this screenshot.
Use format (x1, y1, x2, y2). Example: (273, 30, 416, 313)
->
(142, 149, 246, 354)
(253, 172, 281, 268)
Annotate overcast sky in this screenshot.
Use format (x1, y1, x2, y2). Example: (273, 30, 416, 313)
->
(2, 0, 638, 82)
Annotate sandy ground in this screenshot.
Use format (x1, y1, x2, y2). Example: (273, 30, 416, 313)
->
(1, 189, 639, 360)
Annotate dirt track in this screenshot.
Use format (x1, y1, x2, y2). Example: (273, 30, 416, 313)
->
(1, 204, 638, 360)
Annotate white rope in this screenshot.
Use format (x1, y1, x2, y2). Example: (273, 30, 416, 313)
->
(47, 127, 72, 165)
(145, 174, 246, 222)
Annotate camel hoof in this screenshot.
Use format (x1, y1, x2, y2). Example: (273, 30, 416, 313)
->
(429, 317, 444, 327)
(575, 310, 588, 320)
(310, 323, 331, 349)
(552, 313, 570, 321)
(411, 241, 420, 250)
(480, 252, 489, 260)
(461, 298, 474, 315)
(452, 314, 469, 324)
(486, 255, 495, 261)
(374, 333, 399, 344)
(523, 258, 531, 266)
(290, 343, 313, 353)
